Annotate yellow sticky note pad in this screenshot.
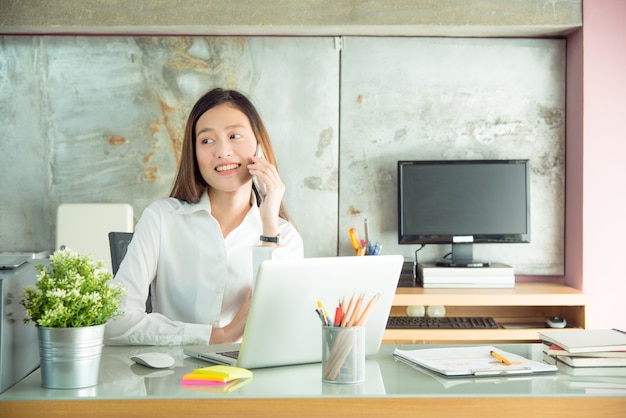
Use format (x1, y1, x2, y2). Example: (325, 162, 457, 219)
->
(185, 365, 252, 382)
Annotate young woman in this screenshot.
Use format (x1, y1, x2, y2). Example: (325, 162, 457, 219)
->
(105, 88, 304, 345)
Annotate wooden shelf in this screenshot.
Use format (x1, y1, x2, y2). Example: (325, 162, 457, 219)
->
(384, 282, 588, 344)
(393, 282, 587, 306)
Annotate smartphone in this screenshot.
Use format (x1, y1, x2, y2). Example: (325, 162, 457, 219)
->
(252, 144, 267, 201)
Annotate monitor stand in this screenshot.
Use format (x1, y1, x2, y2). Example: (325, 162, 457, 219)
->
(435, 243, 490, 268)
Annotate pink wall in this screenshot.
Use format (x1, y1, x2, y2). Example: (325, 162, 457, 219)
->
(576, 0, 626, 330)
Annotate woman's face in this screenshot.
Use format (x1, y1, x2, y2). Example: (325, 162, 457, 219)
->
(195, 103, 258, 193)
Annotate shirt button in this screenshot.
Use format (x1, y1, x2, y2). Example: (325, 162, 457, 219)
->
(215, 287, 221, 294)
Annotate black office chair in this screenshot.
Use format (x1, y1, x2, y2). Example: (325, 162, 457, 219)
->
(108, 232, 133, 275)
(108, 231, 152, 313)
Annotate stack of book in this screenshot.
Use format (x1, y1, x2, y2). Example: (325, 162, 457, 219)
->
(417, 263, 515, 288)
(539, 329, 626, 372)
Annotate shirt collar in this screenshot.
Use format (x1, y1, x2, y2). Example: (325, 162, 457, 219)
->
(174, 190, 212, 215)
(174, 190, 260, 217)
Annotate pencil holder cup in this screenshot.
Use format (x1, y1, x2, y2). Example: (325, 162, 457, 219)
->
(321, 326, 365, 384)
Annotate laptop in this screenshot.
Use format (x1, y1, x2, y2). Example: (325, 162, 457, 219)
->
(183, 254, 403, 369)
(0, 255, 30, 270)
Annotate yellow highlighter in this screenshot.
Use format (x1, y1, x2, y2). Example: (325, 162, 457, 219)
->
(348, 228, 361, 255)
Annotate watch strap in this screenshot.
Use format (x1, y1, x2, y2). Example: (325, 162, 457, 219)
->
(259, 234, 280, 244)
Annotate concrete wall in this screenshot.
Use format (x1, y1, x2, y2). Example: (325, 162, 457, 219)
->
(0, 35, 566, 275)
(0, 0, 581, 277)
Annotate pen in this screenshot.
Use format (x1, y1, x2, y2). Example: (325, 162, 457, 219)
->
(490, 350, 512, 365)
(348, 228, 361, 254)
(315, 308, 327, 325)
(317, 300, 331, 326)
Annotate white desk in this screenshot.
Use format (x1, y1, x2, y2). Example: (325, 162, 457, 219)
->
(1, 344, 625, 417)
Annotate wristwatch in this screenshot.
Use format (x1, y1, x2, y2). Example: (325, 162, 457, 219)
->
(259, 234, 280, 244)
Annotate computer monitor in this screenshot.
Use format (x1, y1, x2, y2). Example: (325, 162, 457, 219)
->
(397, 159, 530, 267)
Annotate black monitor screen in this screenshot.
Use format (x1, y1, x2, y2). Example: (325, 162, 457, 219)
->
(398, 160, 530, 246)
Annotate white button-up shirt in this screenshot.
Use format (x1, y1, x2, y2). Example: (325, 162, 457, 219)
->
(104, 192, 304, 345)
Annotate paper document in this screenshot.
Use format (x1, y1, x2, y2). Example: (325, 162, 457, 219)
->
(393, 345, 557, 377)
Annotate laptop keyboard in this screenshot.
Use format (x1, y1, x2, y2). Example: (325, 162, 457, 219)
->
(218, 350, 240, 359)
(387, 316, 499, 329)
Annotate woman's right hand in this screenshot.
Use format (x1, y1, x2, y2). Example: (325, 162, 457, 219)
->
(209, 288, 252, 344)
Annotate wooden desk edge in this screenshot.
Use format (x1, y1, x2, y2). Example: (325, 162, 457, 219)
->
(2, 396, 625, 418)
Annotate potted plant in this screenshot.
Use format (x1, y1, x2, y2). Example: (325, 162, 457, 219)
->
(20, 248, 126, 389)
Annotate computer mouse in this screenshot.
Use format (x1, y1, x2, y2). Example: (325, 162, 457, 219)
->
(131, 352, 176, 369)
(546, 316, 567, 328)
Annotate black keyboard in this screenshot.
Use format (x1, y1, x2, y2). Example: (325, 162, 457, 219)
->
(387, 316, 499, 329)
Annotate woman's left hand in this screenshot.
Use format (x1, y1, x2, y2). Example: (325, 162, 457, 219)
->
(248, 156, 284, 237)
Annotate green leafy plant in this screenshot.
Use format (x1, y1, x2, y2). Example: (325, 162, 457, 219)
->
(20, 248, 127, 328)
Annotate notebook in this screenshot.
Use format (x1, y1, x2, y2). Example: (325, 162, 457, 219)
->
(183, 254, 404, 369)
(539, 329, 626, 354)
(0, 255, 30, 270)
